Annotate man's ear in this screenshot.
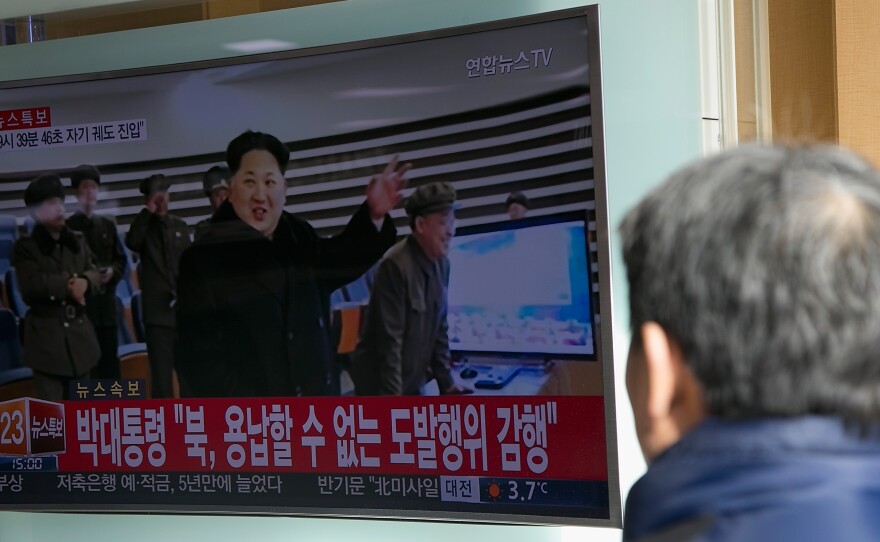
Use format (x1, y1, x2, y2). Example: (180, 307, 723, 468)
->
(639, 322, 705, 458)
(641, 322, 679, 422)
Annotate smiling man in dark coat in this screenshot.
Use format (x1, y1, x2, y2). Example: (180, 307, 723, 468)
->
(175, 130, 402, 397)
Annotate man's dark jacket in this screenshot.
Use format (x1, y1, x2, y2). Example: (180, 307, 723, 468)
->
(13, 224, 101, 376)
(66, 212, 127, 327)
(174, 200, 395, 397)
(124, 208, 191, 327)
(624, 417, 880, 542)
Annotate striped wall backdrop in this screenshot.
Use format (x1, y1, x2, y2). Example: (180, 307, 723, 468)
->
(0, 86, 600, 298)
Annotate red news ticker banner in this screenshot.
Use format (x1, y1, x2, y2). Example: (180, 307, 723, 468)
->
(0, 107, 51, 131)
(51, 396, 606, 481)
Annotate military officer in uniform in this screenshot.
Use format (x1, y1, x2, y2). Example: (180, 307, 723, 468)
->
(194, 166, 230, 241)
(66, 165, 127, 379)
(352, 182, 471, 396)
(506, 190, 529, 220)
(13, 175, 101, 400)
(125, 174, 191, 398)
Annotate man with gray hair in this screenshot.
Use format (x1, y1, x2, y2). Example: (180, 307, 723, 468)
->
(621, 145, 880, 541)
(352, 182, 471, 396)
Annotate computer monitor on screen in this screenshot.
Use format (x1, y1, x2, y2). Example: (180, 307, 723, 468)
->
(447, 211, 595, 360)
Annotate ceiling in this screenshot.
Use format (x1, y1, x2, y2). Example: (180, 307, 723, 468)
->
(0, 1, 173, 19)
(1, 0, 340, 43)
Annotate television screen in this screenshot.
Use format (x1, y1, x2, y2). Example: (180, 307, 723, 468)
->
(0, 6, 619, 527)
(448, 213, 595, 357)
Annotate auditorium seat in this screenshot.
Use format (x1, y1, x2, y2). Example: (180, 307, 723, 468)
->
(4, 269, 28, 318)
(0, 306, 49, 400)
(0, 215, 17, 241)
(116, 295, 137, 345)
(331, 305, 365, 396)
(337, 307, 363, 355)
(363, 263, 379, 290)
(330, 288, 345, 310)
(0, 308, 23, 370)
(0, 368, 35, 402)
(342, 276, 370, 304)
(0, 238, 13, 278)
(119, 345, 150, 397)
(117, 231, 139, 296)
(118, 342, 147, 358)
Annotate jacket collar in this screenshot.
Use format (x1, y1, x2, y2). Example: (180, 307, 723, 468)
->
(624, 416, 880, 541)
(203, 199, 294, 246)
(201, 199, 294, 304)
(406, 235, 440, 275)
(69, 210, 92, 225)
(32, 223, 80, 255)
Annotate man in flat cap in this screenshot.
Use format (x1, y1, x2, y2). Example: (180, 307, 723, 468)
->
(66, 165, 127, 380)
(352, 181, 471, 395)
(175, 130, 401, 397)
(125, 174, 191, 398)
(506, 191, 529, 220)
(13, 174, 101, 400)
(194, 166, 230, 242)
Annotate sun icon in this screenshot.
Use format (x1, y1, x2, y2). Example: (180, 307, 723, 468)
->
(487, 481, 503, 501)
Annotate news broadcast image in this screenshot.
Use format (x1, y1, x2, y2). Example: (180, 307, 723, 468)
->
(0, 9, 618, 526)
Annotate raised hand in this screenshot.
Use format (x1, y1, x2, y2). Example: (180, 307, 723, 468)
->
(147, 192, 169, 216)
(366, 154, 411, 221)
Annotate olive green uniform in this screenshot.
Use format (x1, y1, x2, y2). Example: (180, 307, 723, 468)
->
(13, 224, 101, 400)
(352, 236, 454, 395)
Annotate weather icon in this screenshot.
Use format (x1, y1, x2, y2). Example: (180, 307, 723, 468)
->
(486, 482, 503, 501)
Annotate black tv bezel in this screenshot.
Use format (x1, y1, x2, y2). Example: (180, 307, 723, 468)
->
(0, 4, 622, 529)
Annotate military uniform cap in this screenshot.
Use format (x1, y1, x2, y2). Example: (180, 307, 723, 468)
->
(140, 174, 170, 197)
(202, 166, 229, 196)
(70, 165, 101, 190)
(505, 191, 529, 209)
(405, 181, 457, 217)
(24, 174, 65, 207)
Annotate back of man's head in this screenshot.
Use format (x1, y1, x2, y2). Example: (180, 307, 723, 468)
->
(621, 145, 880, 422)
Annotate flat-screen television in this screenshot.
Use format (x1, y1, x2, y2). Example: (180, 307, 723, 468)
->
(0, 5, 619, 528)
(448, 211, 595, 358)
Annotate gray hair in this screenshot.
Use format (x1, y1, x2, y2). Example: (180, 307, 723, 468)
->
(620, 144, 880, 420)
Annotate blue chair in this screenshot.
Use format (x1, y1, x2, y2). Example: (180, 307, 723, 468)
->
(116, 232, 137, 296)
(0, 367, 32, 388)
(130, 292, 146, 343)
(330, 289, 346, 310)
(0, 215, 17, 241)
(4, 269, 28, 318)
(121, 232, 139, 266)
(0, 308, 22, 370)
(343, 276, 370, 304)
(116, 295, 136, 345)
(116, 274, 133, 301)
(363, 263, 379, 290)
(118, 342, 147, 358)
(0, 238, 13, 277)
(115, 248, 137, 301)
